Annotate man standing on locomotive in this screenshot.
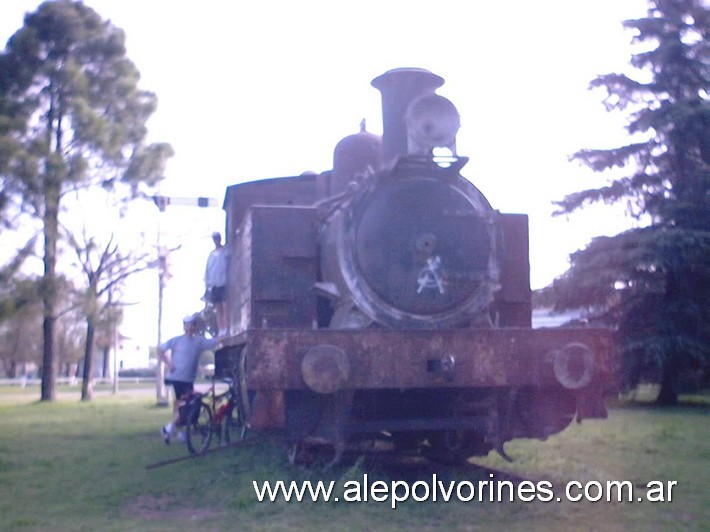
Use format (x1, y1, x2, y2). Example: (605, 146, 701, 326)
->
(158, 314, 218, 444)
(204, 231, 229, 336)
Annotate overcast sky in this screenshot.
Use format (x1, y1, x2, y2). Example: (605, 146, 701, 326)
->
(1, 1, 649, 356)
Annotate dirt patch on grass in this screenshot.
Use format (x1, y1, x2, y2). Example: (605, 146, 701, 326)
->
(125, 494, 223, 521)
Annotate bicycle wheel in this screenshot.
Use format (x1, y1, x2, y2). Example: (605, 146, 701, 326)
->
(186, 401, 213, 454)
(222, 402, 247, 445)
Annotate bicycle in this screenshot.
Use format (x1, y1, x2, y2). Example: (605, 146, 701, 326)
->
(183, 377, 247, 454)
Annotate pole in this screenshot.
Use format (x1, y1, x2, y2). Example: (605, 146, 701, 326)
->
(156, 216, 169, 407)
(110, 280, 118, 394)
(150, 193, 218, 407)
(112, 323, 118, 394)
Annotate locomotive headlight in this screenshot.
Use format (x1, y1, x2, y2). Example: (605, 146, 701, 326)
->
(432, 147, 457, 168)
(301, 345, 350, 394)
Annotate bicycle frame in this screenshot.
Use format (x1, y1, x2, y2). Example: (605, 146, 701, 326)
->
(208, 378, 235, 431)
(184, 377, 246, 454)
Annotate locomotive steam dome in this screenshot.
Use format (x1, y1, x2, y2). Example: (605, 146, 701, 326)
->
(330, 122, 383, 194)
(320, 68, 501, 329)
(333, 122, 382, 178)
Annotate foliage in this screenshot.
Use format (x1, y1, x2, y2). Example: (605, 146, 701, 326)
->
(548, 0, 710, 403)
(0, 237, 38, 322)
(0, 275, 88, 378)
(0, 287, 42, 377)
(0, 1, 172, 400)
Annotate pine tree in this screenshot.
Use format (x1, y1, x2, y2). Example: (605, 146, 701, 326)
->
(550, 0, 709, 404)
(0, 1, 172, 400)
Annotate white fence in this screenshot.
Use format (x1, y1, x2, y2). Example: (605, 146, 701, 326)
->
(0, 377, 155, 387)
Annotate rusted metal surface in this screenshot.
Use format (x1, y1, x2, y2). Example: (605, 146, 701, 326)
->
(223, 174, 319, 230)
(217, 327, 613, 391)
(493, 214, 532, 327)
(301, 344, 350, 394)
(211, 69, 618, 461)
(227, 206, 318, 335)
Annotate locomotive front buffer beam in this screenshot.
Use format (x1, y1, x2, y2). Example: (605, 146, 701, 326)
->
(217, 326, 615, 423)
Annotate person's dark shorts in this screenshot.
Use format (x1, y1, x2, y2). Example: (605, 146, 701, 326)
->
(165, 379, 193, 400)
(207, 285, 226, 304)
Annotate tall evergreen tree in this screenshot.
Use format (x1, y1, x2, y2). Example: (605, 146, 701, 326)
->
(549, 0, 709, 404)
(0, 1, 172, 400)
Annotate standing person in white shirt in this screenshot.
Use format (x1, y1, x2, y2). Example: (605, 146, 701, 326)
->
(158, 314, 219, 444)
(205, 231, 229, 336)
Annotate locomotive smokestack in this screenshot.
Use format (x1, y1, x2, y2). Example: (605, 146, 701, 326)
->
(371, 68, 445, 163)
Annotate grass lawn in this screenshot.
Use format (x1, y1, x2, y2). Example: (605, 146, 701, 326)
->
(0, 385, 707, 531)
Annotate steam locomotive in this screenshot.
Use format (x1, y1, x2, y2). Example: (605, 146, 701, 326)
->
(215, 68, 614, 464)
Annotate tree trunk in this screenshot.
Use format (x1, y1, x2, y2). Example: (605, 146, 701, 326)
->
(81, 316, 95, 401)
(41, 83, 61, 402)
(102, 346, 110, 378)
(40, 182, 60, 402)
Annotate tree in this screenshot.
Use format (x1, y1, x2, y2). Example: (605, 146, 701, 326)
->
(0, 287, 42, 378)
(0, 237, 38, 322)
(549, 0, 710, 404)
(0, 1, 172, 400)
(66, 229, 153, 401)
(0, 238, 43, 377)
(0, 273, 82, 379)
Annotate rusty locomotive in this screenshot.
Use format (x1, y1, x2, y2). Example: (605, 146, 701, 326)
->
(215, 68, 614, 464)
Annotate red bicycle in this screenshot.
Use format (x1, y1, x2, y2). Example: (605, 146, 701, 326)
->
(184, 377, 247, 454)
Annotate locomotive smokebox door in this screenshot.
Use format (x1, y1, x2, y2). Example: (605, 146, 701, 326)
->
(353, 175, 493, 313)
(322, 169, 501, 329)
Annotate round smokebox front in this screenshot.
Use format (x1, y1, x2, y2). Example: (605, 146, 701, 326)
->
(343, 175, 497, 326)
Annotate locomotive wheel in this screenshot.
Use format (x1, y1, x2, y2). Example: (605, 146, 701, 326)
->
(391, 432, 424, 452)
(284, 390, 325, 467)
(284, 389, 351, 468)
(286, 439, 340, 468)
(234, 345, 252, 426)
(425, 430, 477, 465)
(222, 402, 247, 445)
(425, 425, 494, 465)
(235, 346, 252, 429)
(513, 387, 576, 440)
(287, 441, 301, 466)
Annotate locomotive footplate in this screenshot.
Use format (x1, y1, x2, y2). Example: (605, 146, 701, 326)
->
(216, 327, 614, 395)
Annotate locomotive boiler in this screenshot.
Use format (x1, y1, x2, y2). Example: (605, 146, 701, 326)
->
(215, 68, 614, 464)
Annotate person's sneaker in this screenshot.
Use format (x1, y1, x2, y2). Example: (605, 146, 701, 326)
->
(176, 431, 187, 444)
(161, 426, 171, 445)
